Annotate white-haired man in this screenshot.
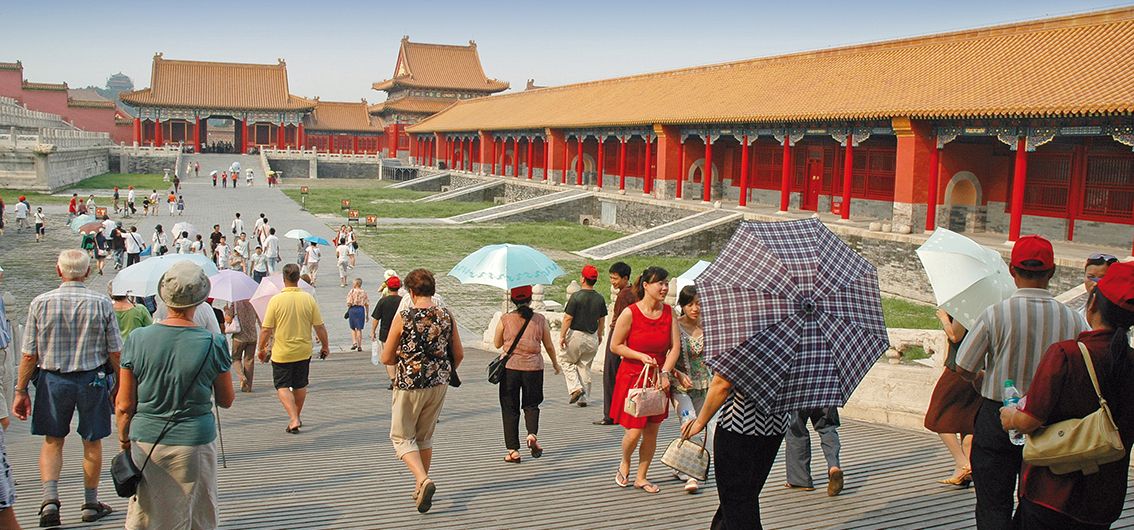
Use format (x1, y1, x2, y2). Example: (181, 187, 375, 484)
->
(13, 249, 122, 527)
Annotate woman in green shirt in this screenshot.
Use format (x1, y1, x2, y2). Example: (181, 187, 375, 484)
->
(111, 290, 152, 342)
(115, 262, 234, 529)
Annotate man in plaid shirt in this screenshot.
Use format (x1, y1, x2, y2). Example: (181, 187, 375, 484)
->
(12, 249, 122, 527)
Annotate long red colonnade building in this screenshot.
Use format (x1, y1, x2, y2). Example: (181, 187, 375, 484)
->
(407, 7, 1134, 249)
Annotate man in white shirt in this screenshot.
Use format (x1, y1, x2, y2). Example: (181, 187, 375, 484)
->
(250, 246, 269, 283)
(335, 242, 351, 287)
(13, 200, 29, 232)
(264, 228, 280, 273)
(231, 213, 244, 238)
(253, 213, 265, 238)
(123, 226, 145, 266)
(215, 236, 229, 270)
(100, 219, 116, 240)
(304, 241, 321, 286)
(126, 186, 137, 217)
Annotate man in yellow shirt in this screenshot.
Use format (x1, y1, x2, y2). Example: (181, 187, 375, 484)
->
(258, 264, 330, 433)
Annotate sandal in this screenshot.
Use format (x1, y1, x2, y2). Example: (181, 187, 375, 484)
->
(614, 464, 630, 488)
(39, 499, 60, 528)
(634, 481, 661, 494)
(527, 435, 543, 458)
(416, 478, 436, 513)
(80, 501, 114, 523)
(504, 450, 522, 464)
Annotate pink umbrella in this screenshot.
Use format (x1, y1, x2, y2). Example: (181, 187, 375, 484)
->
(208, 270, 261, 302)
(249, 272, 315, 321)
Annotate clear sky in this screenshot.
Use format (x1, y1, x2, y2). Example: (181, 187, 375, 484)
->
(4, 0, 1130, 102)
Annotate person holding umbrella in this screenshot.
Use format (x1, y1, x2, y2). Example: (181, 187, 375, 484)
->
(116, 261, 234, 529)
(608, 266, 686, 494)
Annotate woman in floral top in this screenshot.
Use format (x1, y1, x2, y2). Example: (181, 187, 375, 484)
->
(380, 268, 464, 514)
(672, 285, 713, 493)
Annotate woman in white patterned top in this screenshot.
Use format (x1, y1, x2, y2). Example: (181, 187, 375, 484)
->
(682, 373, 788, 530)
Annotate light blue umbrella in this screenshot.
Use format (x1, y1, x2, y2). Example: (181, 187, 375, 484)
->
(448, 243, 566, 290)
(111, 254, 220, 296)
(304, 236, 331, 246)
(69, 214, 97, 232)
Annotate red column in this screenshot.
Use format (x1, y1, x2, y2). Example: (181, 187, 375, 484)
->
(132, 117, 141, 145)
(526, 138, 534, 179)
(242, 120, 249, 154)
(575, 137, 584, 186)
(596, 138, 605, 188)
(738, 135, 750, 206)
(278, 123, 285, 149)
(702, 135, 713, 202)
(352, 135, 359, 154)
(1008, 137, 1028, 242)
(491, 138, 498, 175)
(298, 123, 305, 149)
(779, 139, 792, 211)
(543, 139, 550, 180)
(675, 138, 685, 199)
(619, 137, 627, 191)
(841, 134, 853, 220)
(512, 137, 519, 178)
(561, 136, 569, 184)
(154, 119, 164, 147)
(193, 117, 201, 152)
(644, 136, 654, 195)
(926, 136, 942, 232)
(447, 138, 454, 168)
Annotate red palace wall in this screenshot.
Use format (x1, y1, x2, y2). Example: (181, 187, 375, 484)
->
(938, 138, 1014, 206)
(0, 69, 22, 99)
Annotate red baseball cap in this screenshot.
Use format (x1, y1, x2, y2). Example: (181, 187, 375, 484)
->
(386, 276, 401, 290)
(581, 264, 599, 280)
(1097, 261, 1134, 312)
(511, 285, 533, 300)
(1010, 235, 1054, 271)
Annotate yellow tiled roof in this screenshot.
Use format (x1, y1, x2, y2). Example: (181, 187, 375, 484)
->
(120, 54, 315, 111)
(305, 100, 383, 132)
(22, 81, 67, 91)
(369, 96, 455, 115)
(410, 7, 1134, 133)
(373, 37, 509, 93)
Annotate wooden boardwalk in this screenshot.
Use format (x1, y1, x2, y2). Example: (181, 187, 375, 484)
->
(7, 348, 1134, 529)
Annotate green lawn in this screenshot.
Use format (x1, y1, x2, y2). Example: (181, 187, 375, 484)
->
(67, 173, 166, 190)
(882, 297, 938, 329)
(0, 190, 72, 205)
(281, 187, 492, 219)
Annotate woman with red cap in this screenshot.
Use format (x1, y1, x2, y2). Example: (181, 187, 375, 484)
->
(493, 285, 561, 463)
(1000, 261, 1134, 528)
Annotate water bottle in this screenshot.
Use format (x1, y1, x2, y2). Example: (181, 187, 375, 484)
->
(1003, 380, 1025, 446)
(370, 340, 381, 366)
(680, 408, 695, 425)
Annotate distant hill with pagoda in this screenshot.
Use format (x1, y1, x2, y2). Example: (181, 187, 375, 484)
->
(369, 36, 508, 158)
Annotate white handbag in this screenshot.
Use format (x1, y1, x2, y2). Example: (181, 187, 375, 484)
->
(661, 435, 711, 481)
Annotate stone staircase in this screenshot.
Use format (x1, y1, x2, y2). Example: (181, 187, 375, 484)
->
(388, 170, 450, 189)
(444, 189, 593, 224)
(575, 209, 743, 260)
(414, 180, 503, 203)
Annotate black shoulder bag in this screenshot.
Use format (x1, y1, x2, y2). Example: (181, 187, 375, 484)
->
(488, 314, 533, 385)
(446, 310, 462, 388)
(112, 348, 213, 498)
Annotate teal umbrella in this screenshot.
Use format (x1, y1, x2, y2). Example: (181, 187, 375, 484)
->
(69, 214, 97, 232)
(448, 244, 565, 290)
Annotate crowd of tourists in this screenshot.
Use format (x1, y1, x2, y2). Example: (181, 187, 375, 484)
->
(1, 210, 1133, 529)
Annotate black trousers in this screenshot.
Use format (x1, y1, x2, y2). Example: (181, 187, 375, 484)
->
(973, 398, 1022, 530)
(711, 425, 784, 530)
(499, 368, 544, 451)
(1014, 498, 1110, 530)
(602, 328, 621, 421)
(126, 252, 140, 266)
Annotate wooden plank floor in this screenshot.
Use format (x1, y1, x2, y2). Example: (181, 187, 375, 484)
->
(7, 348, 1134, 529)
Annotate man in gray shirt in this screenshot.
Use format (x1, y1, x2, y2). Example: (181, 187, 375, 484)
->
(559, 265, 607, 407)
(956, 235, 1086, 529)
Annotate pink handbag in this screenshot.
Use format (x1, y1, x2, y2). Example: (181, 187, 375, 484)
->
(624, 365, 667, 417)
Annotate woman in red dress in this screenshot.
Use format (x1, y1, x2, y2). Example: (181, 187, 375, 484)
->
(609, 266, 686, 494)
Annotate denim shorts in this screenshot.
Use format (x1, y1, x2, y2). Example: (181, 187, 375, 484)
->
(31, 368, 113, 441)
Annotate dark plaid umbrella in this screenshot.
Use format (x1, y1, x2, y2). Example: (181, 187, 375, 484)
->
(697, 218, 889, 414)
